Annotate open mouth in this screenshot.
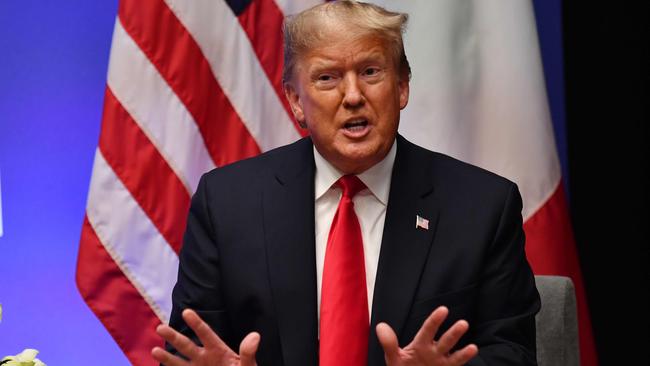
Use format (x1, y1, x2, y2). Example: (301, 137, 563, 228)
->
(343, 119, 368, 132)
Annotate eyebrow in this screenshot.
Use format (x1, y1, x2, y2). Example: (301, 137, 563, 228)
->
(307, 50, 388, 72)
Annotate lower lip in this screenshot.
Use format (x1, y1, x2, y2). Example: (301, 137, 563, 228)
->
(341, 124, 371, 139)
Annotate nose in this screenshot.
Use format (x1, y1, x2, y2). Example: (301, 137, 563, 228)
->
(341, 73, 364, 108)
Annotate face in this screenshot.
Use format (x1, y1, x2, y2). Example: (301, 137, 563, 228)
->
(284, 31, 409, 174)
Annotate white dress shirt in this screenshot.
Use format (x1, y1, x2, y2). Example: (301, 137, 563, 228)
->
(314, 141, 397, 318)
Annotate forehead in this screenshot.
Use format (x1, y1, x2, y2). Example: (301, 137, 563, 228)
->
(298, 34, 391, 70)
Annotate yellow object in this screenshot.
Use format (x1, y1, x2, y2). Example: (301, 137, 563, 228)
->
(1, 349, 46, 366)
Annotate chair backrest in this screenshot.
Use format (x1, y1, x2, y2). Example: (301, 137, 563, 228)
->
(534, 275, 580, 366)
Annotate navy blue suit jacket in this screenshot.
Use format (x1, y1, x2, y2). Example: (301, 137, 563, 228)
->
(168, 135, 540, 365)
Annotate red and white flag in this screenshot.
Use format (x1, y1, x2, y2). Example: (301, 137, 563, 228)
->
(377, 0, 597, 364)
(77, 1, 597, 365)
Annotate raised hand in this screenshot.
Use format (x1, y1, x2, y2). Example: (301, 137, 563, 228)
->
(152, 309, 260, 366)
(376, 306, 478, 366)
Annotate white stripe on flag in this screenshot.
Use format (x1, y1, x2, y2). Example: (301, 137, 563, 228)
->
(273, 0, 322, 16)
(163, 0, 301, 152)
(86, 149, 179, 323)
(374, 0, 560, 219)
(107, 18, 216, 194)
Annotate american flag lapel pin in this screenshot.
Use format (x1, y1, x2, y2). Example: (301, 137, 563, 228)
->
(416, 215, 429, 230)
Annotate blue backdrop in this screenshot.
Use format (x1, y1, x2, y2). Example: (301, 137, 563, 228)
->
(0, 0, 564, 364)
(0, 0, 127, 363)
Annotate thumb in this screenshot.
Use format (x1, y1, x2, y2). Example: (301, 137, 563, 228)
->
(239, 331, 260, 366)
(376, 322, 400, 364)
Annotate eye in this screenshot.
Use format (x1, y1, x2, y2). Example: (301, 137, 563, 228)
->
(313, 72, 339, 89)
(363, 67, 380, 76)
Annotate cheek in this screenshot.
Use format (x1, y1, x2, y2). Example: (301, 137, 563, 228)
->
(303, 93, 339, 119)
(370, 89, 400, 116)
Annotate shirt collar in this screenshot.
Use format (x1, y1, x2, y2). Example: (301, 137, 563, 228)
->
(314, 140, 396, 205)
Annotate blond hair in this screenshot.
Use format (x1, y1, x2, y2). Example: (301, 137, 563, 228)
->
(282, 0, 410, 83)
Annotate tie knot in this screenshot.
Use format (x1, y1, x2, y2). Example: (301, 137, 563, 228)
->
(337, 175, 366, 198)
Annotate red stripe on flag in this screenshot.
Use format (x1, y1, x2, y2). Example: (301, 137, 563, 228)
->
(238, 0, 308, 137)
(118, 0, 261, 166)
(99, 87, 190, 254)
(76, 216, 162, 366)
(524, 182, 598, 366)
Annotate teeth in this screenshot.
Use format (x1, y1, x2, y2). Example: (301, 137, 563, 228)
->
(344, 119, 367, 128)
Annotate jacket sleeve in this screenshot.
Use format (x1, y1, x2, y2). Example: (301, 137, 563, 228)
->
(165, 173, 235, 354)
(466, 183, 541, 365)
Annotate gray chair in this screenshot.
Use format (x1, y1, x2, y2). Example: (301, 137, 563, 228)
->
(534, 275, 580, 366)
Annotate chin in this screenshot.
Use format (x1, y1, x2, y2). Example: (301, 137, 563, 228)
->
(340, 144, 373, 159)
(337, 148, 382, 172)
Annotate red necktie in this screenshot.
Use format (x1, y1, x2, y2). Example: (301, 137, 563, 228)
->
(320, 175, 369, 366)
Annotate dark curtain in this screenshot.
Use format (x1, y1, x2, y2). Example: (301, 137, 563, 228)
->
(563, 1, 649, 364)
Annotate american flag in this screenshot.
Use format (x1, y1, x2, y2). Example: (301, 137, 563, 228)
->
(415, 215, 429, 230)
(75, 1, 319, 364)
(76, 1, 597, 365)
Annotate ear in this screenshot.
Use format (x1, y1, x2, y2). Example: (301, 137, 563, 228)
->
(398, 76, 410, 110)
(283, 82, 306, 127)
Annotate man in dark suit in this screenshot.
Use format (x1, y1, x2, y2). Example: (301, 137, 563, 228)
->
(152, 1, 540, 366)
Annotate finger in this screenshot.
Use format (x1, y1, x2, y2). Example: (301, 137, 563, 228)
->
(182, 309, 228, 350)
(412, 306, 448, 346)
(447, 344, 479, 365)
(156, 324, 200, 359)
(239, 332, 261, 366)
(151, 346, 190, 366)
(376, 322, 400, 364)
(436, 319, 470, 355)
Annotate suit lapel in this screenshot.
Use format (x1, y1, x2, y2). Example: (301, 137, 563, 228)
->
(368, 136, 440, 365)
(263, 138, 319, 366)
